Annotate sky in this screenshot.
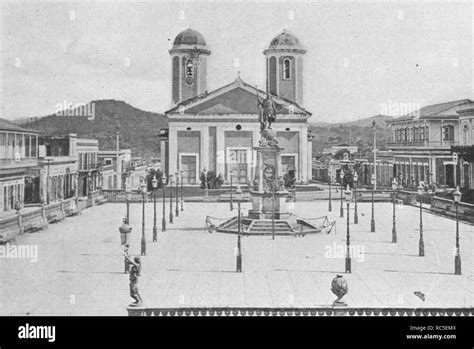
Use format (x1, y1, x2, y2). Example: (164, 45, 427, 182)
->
(0, 0, 472, 123)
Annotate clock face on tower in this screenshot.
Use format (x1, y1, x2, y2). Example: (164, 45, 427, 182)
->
(185, 59, 194, 85)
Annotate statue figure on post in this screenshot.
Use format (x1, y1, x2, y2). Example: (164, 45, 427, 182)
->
(257, 92, 277, 132)
(123, 251, 143, 306)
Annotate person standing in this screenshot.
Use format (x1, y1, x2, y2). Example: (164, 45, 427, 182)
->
(119, 217, 132, 247)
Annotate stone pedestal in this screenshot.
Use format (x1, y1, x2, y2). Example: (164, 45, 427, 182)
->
(249, 191, 290, 219)
(250, 139, 290, 219)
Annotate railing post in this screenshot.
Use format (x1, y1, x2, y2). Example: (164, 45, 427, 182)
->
(60, 199, 66, 218)
(41, 204, 48, 228)
(17, 210, 23, 235)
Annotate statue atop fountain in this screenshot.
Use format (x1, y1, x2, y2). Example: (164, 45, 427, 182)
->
(249, 92, 290, 219)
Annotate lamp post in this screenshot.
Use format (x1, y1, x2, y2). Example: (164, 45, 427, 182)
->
(125, 187, 131, 224)
(328, 175, 332, 212)
(169, 174, 174, 224)
(417, 183, 424, 257)
(175, 172, 179, 218)
(345, 185, 352, 273)
(272, 185, 276, 240)
(140, 179, 147, 256)
(339, 170, 344, 218)
(453, 186, 462, 275)
(203, 168, 208, 197)
(353, 171, 358, 224)
(152, 175, 158, 242)
(229, 169, 234, 211)
(370, 174, 375, 232)
(74, 171, 79, 206)
(391, 178, 398, 243)
(235, 185, 243, 273)
(161, 174, 167, 232)
(180, 170, 184, 212)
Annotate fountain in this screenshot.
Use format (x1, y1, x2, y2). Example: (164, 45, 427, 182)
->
(206, 94, 334, 237)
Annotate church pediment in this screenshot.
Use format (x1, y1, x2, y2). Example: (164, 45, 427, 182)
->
(166, 78, 311, 117)
(187, 87, 261, 115)
(196, 103, 241, 115)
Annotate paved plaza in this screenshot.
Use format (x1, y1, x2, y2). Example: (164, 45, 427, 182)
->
(0, 198, 472, 316)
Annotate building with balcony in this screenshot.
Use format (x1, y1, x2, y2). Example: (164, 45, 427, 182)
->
(386, 99, 474, 189)
(38, 135, 78, 204)
(0, 118, 39, 213)
(451, 106, 474, 199)
(75, 137, 100, 197)
(98, 149, 147, 190)
(98, 149, 131, 190)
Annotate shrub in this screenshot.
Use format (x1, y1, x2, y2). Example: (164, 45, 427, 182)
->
(200, 170, 224, 189)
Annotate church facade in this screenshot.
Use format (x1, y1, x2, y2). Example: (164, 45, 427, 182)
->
(161, 29, 313, 185)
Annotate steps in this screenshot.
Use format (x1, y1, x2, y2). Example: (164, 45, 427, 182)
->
(248, 220, 294, 235)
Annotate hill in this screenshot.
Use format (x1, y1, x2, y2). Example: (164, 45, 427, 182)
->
(309, 114, 394, 128)
(20, 100, 167, 160)
(309, 115, 393, 156)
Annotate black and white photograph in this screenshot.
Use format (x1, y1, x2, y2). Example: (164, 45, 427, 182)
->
(0, 0, 472, 345)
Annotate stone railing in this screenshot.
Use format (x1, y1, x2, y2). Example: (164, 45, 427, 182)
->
(396, 190, 418, 205)
(0, 197, 79, 243)
(102, 189, 126, 197)
(393, 191, 473, 223)
(127, 306, 473, 317)
(354, 189, 394, 202)
(430, 197, 474, 223)
(102, 190, 150, 203)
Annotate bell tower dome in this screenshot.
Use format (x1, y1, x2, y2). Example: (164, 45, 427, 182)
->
(169, 28, 211, 105)
(264, 30, 306, 106)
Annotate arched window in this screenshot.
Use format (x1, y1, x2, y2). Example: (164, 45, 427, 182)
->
(185, 59, 194, 77)
(442, 125, 454, 141)
(463, 124, 469, 144)
(283, 58, 291, 80)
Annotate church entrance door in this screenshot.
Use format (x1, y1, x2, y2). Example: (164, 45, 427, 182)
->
(228, 148, 248, 184)
(180, 154, 198, 185)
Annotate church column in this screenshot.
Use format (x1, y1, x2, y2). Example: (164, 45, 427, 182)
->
(307, 135, 312, 182)
(178, 54, 183, 103)
(169, 128, 178, 176)
(299, 128, 308, 182)
(252, 129, 260, 181)
(275, 54, 280, 96)
(216, 127, 225, 180)
(201, 126, 209, 173)
(294, 56, 299, 104)
(160, 139, 166, 173)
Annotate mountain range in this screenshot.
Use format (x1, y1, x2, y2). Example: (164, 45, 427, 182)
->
(14, 99, 392, 159)
(18, 100, 167, 160)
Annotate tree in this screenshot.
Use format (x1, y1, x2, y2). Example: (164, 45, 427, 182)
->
(146, 168, 163, 191)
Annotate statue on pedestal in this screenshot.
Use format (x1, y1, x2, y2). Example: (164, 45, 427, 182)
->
(123, 251, 143, 306)
(257, 92, 277, 132)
